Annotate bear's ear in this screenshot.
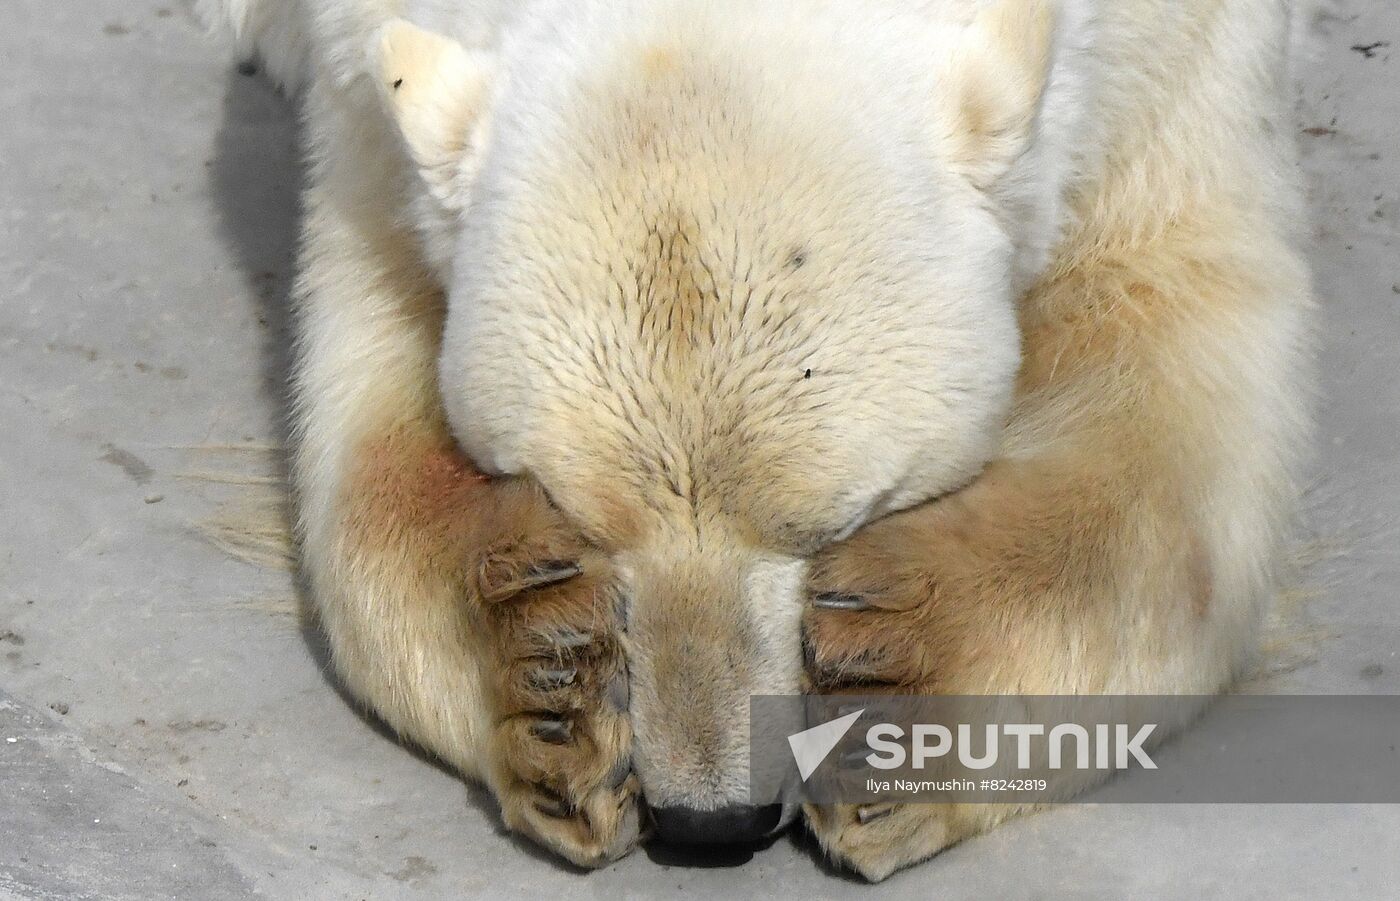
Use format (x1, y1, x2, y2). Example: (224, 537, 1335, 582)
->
(933, 0, 1058, 190)
(371, 19, 495, 211)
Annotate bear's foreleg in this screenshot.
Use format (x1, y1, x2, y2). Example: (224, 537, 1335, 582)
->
(798, 222, 1309, 879)
(289, 117, 640, 866)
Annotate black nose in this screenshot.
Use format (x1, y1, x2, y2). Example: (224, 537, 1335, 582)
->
(650, 803, 783, 845)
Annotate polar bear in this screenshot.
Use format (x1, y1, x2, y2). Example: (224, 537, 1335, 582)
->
(203, 0, 1312, 880)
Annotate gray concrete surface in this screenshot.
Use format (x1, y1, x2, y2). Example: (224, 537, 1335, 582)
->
(1, 0, 1397, 898)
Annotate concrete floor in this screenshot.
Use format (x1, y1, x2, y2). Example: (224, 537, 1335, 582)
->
(1, 0, 1397, 898)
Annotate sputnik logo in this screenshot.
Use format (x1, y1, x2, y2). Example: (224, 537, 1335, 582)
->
(787, 708, 864, 781)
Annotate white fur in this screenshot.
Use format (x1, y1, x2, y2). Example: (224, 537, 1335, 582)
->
(202, 0, 1312, 874)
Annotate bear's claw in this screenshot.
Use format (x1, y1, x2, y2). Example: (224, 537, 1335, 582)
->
(528, 717, 572, 744)
(811, 591, 870, 611)
(528, 666, 578, 690)
(480, 556, 583, 603)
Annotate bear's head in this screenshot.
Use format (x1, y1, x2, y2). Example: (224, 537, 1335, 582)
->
(373, 0, 1065, 839)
